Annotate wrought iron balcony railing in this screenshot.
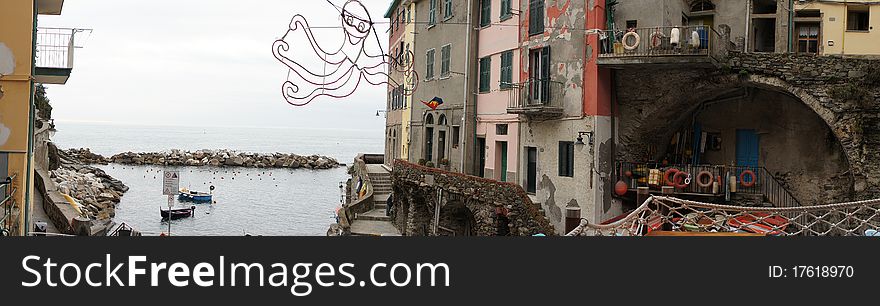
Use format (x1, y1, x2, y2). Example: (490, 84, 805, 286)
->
(598, 25, 722, 65)
(35, 27, 90, 84)
(506, 79, 565, 119)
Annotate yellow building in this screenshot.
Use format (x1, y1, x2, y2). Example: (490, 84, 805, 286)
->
(384, 0, 416, 163)
(794, 0, 880, 55)
(1, 0, 75, 236)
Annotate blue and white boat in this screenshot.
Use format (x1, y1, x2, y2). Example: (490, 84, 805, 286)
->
(178, 186, 214, 203)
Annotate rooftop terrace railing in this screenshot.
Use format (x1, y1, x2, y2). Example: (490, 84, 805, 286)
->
(599, 25, 722, 61)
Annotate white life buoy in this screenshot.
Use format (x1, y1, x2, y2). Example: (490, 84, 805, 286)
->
(670, 27, 681, 45)
(690, 30, 701, 48)
(622, 31, 640, 50)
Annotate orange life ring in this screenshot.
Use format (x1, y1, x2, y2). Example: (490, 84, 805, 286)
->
(664, 168, 679, 186)
(673, 171, 690, 189)
(696, 171, 714, 188)
(740, 170, 757, 188)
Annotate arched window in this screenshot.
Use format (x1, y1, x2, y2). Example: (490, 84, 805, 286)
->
(438, 114, 447, 126)
(690, 0, 714, 12)
(425, 113, 434, 125)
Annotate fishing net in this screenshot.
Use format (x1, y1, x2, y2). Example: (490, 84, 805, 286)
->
(566, 196, 880, 237)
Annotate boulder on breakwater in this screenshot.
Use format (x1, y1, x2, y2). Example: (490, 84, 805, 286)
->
(63, 148, 342, 170)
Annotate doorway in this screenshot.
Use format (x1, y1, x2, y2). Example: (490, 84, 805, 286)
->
(425, 127, 434, 162)
(477, 137, 486, 177)
(525, 147, 537, 193)
(496, 141, 508, 182)
(438, 130, 446, 162)
(736, 129, 759, 168)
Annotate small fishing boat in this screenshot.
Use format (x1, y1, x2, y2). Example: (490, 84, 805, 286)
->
(726, 212, 789, 235)
(160, 206, 196, 220)
(178, 186, 214, 203)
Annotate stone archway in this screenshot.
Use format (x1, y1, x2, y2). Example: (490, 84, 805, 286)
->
(614, 68, 858, 205)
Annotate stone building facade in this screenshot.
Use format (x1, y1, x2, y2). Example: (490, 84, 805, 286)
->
(409, 0, 479, 173)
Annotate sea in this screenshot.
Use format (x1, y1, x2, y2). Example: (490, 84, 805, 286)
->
(52, 122, 383, 236)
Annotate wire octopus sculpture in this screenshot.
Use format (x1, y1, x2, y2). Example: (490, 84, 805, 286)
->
(272, 0, 418, 106)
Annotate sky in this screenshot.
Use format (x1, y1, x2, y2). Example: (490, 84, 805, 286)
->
(38, 0, 392, 131)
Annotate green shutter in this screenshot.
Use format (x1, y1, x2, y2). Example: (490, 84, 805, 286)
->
(479, 57, 491, 93)
(481, 0, 491, 27)
(500, 51, 512, 89)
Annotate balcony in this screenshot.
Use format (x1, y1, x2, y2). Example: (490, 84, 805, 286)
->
(506, 79, 565, 120)
(36, 0, 65, 15)
(35, 27, 89, 85)
(597, 25, 722, 68)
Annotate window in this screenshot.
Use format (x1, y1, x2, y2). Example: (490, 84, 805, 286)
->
(481, 0, 491, 27)
(525, 147, 537, 193)
(626, 20, 638, 29)
(529, 0, 545, 36)
(751, 0, 776, 14)
(429, 0, 437, 26)
(452, 126, 460, 148)
(796, 23, 819, 54)
(426, 49, 435, 79)
(847, 6, 870, 31)
(501, 0, 512, 19)
(691, 0, 715, 12)
(558, 141, 574, 177)
(441, 44, 451, 77)
(496, 124, 508, 135)
(444, 0, 454, 19)
(500, 50, 513, 89)
(479, 57, 491, 93)
(407, 7, 412, 23)
(529, 47, 551, 103)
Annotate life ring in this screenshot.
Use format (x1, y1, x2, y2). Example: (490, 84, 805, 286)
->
(650, 30, 663, 48)
(664, 168, 679, 186)
(622, 31, 640, 50)
(696, 171, 714, 188)
(740, 170, 757, 188)
(673, 171, 690, 189)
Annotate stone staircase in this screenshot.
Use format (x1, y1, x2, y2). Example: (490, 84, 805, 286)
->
(349, 165, 399, 236)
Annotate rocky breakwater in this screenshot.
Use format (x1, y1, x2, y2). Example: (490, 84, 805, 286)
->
(50, 164, 129, 221)
(109, 149, 342, 169)
(63, 147, 111, 165)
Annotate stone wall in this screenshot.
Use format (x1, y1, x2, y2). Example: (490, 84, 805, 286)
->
(613, 52, 880, 205)
(391, 160, 554, 236)
(728, 52, 880, 199)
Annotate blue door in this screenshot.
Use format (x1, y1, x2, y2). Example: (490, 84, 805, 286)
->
(736, 129, 759, 168)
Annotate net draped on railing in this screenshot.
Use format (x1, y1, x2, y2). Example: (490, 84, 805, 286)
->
(567, 196, 880, 236)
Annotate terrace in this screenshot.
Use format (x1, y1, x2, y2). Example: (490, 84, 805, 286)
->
(597, 25, 726, 68)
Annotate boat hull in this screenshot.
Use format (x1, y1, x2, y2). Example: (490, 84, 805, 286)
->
(161, 206, 195, 220)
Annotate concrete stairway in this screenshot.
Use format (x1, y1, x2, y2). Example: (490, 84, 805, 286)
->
(350, 165, 399, 236)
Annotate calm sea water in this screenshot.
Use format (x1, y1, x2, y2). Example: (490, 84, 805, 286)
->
(52, 122, 383, 236)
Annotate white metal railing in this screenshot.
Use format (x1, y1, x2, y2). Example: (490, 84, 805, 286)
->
(35, 27, 91, 69)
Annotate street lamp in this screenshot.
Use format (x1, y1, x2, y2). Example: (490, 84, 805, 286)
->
(376, 110, 388, 118)
(575, 131, 594, 146)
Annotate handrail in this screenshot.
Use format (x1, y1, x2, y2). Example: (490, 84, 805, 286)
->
(617, 161, 801, 207)
(507, 79, 565, 109)
(599, 25, 713, 58)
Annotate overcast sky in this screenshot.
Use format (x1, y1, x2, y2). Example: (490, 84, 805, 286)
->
(38, 0, 391, 131)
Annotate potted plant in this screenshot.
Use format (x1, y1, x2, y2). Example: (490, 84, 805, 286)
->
(418, 158, 427, 166)
(439, 158, 450, 170)
(425, 161, 435, 168)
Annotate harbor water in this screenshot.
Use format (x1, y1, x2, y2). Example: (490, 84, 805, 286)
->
(52, 122, 383, 236)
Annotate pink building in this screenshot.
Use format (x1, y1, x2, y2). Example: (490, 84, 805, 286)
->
(476, 0, 520, 183)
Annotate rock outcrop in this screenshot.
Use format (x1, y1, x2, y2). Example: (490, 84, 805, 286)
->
(107, 149, 341, 169)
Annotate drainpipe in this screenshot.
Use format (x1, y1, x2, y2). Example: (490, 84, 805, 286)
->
(24, 0, 38, 236)
(788, 0, 793, 53)
(745, 1, 751, 51)
(460, 0, 474, 174)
